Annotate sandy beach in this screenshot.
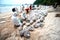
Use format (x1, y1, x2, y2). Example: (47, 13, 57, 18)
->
(0, 6, 60, 40)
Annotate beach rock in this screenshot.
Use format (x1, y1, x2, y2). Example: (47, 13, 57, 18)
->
(34, 26, 39, 28)
(20, 26, 32, 38)
(24, 26, 34, 31)
(40, 23, 44, 27)
(28, 26, 34, 31)
(40, 20, 44, 22)
(24, 31, 30, 38)
(20, 29, 30, 38)
(40, 17, 45, 22)
(34, 23, 40, 28)
(20, 30, 25, 37)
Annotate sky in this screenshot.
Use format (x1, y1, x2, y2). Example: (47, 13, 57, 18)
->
(0, 0, 36, 4)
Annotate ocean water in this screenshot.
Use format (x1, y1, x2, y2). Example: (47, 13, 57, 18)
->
(0, 4, 30, 13)
(0, 5, 20, 13)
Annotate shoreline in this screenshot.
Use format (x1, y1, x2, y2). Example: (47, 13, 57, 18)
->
(0, 12, 12, 18)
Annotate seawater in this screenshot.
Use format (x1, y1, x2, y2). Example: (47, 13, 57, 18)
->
(0, 6, 20, 13)
(0, 4, 31, 13)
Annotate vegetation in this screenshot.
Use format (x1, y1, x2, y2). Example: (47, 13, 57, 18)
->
(33, 0, 60, 5)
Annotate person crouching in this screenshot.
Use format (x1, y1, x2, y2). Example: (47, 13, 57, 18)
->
(11, 8, 23, 30)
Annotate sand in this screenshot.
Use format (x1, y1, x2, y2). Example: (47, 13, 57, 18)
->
(0, 7, 60, 40)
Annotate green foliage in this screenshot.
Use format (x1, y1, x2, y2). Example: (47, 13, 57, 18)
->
(33, 0, 60, 5)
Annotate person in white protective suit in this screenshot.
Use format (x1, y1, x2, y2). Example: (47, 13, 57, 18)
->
(11, 8, 23, 29)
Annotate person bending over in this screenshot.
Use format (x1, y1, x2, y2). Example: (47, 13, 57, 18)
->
(11, 8, 23, 29)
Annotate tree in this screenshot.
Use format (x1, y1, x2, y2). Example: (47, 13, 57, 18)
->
(33, 0, 60, 5)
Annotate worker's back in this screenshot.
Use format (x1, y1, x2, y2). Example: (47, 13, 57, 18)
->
(11, 15, 21, 25)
